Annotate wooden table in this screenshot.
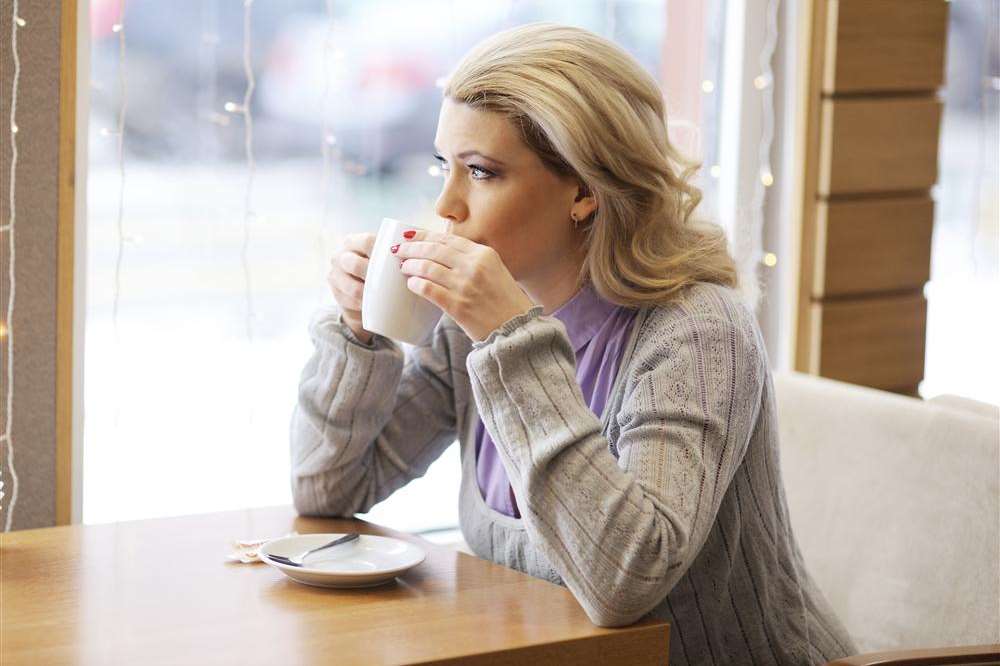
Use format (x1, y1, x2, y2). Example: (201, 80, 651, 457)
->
(2, 505, 669, 664)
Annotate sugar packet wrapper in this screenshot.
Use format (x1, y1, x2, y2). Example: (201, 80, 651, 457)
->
(227, 531, 300, 564)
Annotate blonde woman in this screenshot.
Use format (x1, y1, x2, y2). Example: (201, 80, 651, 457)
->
(292, 23, 855, 665)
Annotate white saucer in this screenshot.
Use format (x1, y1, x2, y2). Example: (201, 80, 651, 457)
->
(259, 533, 426, 588)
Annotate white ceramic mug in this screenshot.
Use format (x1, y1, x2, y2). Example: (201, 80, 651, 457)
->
(362, 217, 449, 345)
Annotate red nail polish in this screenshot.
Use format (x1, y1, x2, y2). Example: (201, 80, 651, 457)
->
(390, 244, 399, 253)
(402, 230, 416, 239)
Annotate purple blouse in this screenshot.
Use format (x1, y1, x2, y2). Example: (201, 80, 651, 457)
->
(474, 283, 639, 518)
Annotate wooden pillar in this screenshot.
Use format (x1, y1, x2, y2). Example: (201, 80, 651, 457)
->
(794, 0, 949, 395)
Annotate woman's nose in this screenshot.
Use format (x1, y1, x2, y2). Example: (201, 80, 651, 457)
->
(434, 177, 468, 223)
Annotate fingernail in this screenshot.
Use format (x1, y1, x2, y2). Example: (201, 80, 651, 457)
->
(390, 244, 399, 253)
(402, 230, 416, 239)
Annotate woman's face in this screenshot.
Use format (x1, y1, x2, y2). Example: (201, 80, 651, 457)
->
(432, 98, 594, 285)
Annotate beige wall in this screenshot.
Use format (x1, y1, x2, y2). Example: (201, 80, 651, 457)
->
(0, 0, 75, 530)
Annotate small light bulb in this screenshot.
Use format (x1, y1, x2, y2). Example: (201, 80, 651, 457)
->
(324, 133, 337, 146)
(15, 16, 26, 27)
(10, 123, 17, 134)
(701, 80, 715, 93)
(224, 102, 243, 113)
(760, 171, 774, 187)
(111, 23, 122, 33)
(762, 252, 777, 267)
(709, 165, 721, 178)
(753, 75, 769, 90)
(427, 165, 441, 177)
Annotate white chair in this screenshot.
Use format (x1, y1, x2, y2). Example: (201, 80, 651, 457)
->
(774, 371, 999, 665)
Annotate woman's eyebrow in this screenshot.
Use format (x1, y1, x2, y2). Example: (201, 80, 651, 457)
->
(433, 145, 506, 167)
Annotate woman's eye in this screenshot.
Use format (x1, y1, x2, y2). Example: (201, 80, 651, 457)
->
(433, 154, 493, 180)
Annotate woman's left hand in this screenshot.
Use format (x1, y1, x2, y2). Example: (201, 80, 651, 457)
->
(393, 229, 536, 341)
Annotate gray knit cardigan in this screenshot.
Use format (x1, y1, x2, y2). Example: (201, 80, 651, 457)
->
(289, 282, 857, 665)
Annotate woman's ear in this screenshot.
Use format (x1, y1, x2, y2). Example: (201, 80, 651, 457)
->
(570, 183, 598, 222)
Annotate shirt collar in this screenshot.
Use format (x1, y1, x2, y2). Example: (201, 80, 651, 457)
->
(550, 282, 621, 353)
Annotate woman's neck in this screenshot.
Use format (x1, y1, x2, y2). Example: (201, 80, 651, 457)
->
(520, 262, 586, 315)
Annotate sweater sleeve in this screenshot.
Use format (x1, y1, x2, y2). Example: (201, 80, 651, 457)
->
(289, 305, 462, 517)
(465, 308, 765, 627)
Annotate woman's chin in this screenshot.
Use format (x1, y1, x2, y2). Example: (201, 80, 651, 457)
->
(455, 233, 486, 247)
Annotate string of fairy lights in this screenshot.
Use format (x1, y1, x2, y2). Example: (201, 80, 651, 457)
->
(229, 0, 260, 468)
(109, 15, 127, 338)
(753, 0, 782, 281)
(700, 0, 780, 307)
(2, 1, 25, 532)
(95, 1, 128, 541)
(228, 0, 257, 344)
(318, 0, 337, 306)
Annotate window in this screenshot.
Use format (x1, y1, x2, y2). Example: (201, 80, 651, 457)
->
(83, 0, 732, 531)
(921, 0, 999, 405)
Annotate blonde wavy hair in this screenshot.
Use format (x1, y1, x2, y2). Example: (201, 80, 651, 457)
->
(443, 22, 738, 307)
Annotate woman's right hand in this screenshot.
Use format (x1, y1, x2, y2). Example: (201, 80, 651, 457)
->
(328, 232, 376, 345)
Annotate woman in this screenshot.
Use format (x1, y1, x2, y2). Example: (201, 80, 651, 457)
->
(291, 23, 856, 665)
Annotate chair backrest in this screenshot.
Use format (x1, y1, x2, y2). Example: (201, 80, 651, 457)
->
(773, 371, 1000, 652)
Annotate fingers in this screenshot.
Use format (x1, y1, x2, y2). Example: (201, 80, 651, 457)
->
(399, 257, 454, 289)
(328, 232, 373, 288)
(342, 232, 376, 256)
(401, 228, 476, 252)
(393, 240, 458, 268)
(338, 251, 369, 280)
(405, 276, 448, 311)
(328, 233, 377, 315)
(328, 267, 365, 311)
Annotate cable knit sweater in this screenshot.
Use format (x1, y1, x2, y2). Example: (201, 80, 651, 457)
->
(289, 282, 857, 665)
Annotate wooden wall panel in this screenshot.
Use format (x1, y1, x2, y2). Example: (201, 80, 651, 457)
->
(812, 293, 928, 390)
(795, 0, 948, 397)
(819, 96, 943, 195)
(823, 0, 949, 93)
(814, 196, 934, 297)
